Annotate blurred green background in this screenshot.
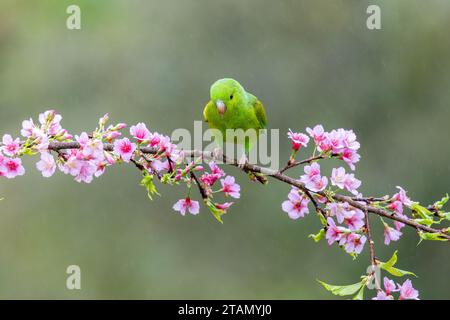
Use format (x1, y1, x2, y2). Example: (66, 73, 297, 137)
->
(0, 0, 449, 299)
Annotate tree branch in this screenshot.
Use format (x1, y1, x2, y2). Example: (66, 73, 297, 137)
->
(47, 141, 450, 241)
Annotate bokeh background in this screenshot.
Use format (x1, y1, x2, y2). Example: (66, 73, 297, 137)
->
(0, 0, 449, 299)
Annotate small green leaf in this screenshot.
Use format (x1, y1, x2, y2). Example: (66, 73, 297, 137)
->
(379, 251, 417, 277)
(413, 218, 436, 227)
(317, 279, 364, 297)
(206, 200, 225, 224)
(308, 229, 325, 242)
(140, 173, 160, 200)
(434, 194, 449, 210)
(410, 203, 432, 220)
(353, 284, 365, 300)
(418, 231, 448, 242)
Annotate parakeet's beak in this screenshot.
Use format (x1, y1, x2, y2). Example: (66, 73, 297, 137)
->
(216, 100, 226, 116)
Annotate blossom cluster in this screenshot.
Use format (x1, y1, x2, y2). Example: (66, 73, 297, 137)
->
(373, 277, 419, 300)
(0, 110, 240, 222)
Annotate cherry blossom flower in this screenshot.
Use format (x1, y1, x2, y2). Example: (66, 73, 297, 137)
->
(331, 167, 347, 189)
(372, 291, 394, 300)
(201, 173, 219, 186)
(36, 152, 56, 177)
(2, 157, 25, 179)
(388, 200, 403, 215)
(398, 279, 419, 300)
(215, 202, 233, 212)
(150, 159, 169, 172)
(343, 233, 366, 254)
(173, 197, 200, 216)
(281, 188, 310, 219)
(220, 176, 241, 198)
(130, 123, 151, 142)
(149, 132, 162, 147)
(343, 209, 365, 231)
(306, 125, 327, 145)
(384, 224, 402, 245)
(1, 134, 20, 156)
(384, 277, 397, 296)
(300, 162, 327, 191)
(327, 202, 351, 224)
(325, 217, 347, 245)
(209, 161, 225, 178)
(341, 148, 360, 170)
(113, 138, 136, 163)
(392, 186, 412, 206)
(21, 118, 35, 138)
(287, 129, 309, 151)
(74, 160, 96, 183)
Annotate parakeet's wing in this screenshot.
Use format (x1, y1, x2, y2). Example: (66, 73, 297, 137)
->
(252, 99, 267, 129)
(203, 100, 213, 122)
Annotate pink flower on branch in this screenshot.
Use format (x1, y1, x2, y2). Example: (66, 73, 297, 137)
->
(398, 279, 419, 300)
(220, 176, 241, 199)
(36, 152, 56, 177)
(281, 188, 310, 220)
(113, 138, 137, 163)
(287, 129, 309, 151)
(130, 123, 151, 143)
(173, 197, 200, 216)
(1, 134, 20, 156)
(2, 157, 25, 179)
(384, 224, 402, 245)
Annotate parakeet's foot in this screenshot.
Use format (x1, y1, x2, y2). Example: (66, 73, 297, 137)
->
(212, 148, 224, 162)
(237, 154, 248, 170)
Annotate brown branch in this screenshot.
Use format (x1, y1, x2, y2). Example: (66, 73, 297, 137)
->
(364, 208, 381, 291)
(46, 141, 450, 241)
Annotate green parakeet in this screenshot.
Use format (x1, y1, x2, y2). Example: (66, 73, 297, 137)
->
(203, 78, 267, 166)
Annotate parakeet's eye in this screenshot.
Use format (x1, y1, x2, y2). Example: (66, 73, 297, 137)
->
(229, 94, 233, 100)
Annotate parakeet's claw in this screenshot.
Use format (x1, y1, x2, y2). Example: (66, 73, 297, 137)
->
(238, 154, 248, 170)
(212, 148, 224, 162)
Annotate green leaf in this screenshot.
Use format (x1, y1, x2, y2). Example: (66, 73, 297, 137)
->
(379, 251, 417, 277)
(413, 218, 436, 227)
(206, 200, 225, 224)
(317, 279, 364, 297)
(308, 229, 325, 242)
(140, 173, 160, 200)
(410, 202, 432, 220)
(434, 194, 449, 210)
(353, 284, 365, 300)
(418, 231, 448, 242)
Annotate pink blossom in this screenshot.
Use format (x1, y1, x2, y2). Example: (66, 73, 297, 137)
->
(342, 130, 360, 151)
(83, 139, 104, 160)
(150, 159, 169, 172)
(384, 277, 397, 296)
(130, 123, 151, 142)
(281, 188, 310, 219)
(306, 125, 327, 145)
(173, 197, 200, 216)
(2, 157, 25, 179)
(76, 132, 90, 148)
(21, 118, 35, 137)
(287, 129, 309, 151)
(59, 155, 83, 176)
(372, 291, 393, 300)
(384, 224, 402, 245)
(398, 279, 419, 300)
(157, 135, 179, 159)
(343, 173, 361, 195)
(1, 134, 20, 156)
(341, 148, 360, 171)
(392, 186, 412, 206)
(343, 233, 366, 254)
(388, 200, 403, 215)
(201, 173, 219, 186)
(308, 175, 328, 192)
(300, 163, 327, 191)
(220, 176, 241, 198)
(36, 152, 56, 177)
(149, 132, 162, 147)
(113, 138, 136, 163)
(343, 209, 365, 231)
(215, 202, 233, 212)
(325, 217, 346, 245)
(327, 202, 350, 224)
(209, 161, 225, 178)
(331, 167, 346, 189)
(74, 160, 96, 183)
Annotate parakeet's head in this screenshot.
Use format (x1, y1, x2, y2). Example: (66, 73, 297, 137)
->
(210, 78, 246, 116)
